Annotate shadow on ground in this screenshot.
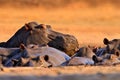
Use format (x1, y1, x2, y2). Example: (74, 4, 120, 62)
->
(0, 73, 120, 80)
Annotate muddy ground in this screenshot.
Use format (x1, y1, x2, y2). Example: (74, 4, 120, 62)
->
(0, 66, 120, 80)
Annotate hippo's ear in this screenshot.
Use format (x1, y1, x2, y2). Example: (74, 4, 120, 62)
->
(20, 44, 26, 50)
(34, 24, 46, 30)
(40, 24, 46, 29)
(25, 23, 32, 30)
(46, 25, 52, 30)
(92, 55, 98, 63)
(92, 47, 98, 53)
(21, 57, 30, 64)
(103, 38, 109, 45)
(44, 55, 49, 61)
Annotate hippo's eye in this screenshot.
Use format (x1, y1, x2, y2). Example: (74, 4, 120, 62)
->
(35, 25, 44, 29)
(48, 65, 52, 68)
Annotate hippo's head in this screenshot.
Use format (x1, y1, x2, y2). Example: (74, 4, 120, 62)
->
(5, 22, 51, 48)
(73, 46, 96, 59)
(25, 23, 50, 46)
(103, 38, 120, 54)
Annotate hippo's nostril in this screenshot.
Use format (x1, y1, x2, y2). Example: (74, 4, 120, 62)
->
(116, 52, 119, 57)
(48, 65, 52, 68)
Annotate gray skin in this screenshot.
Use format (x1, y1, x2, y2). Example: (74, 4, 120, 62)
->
(68, 57, 94, 66)
(0, 47, 19, 56)
(69, 46, 98, 66)
(93, 45, 120, 65)
(3, 44, 71, 67)
(24, 45, 71, 67)
(0, 22, 79, 56)
(95, 48, 106, 57)
(0, 48, 20, 66)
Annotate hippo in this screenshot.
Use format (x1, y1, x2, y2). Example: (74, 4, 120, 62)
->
(72, 46, 96, 58)
(92, 45, 120, 66)
(3, 44, 71, 67)
(0, 22, 49, 48)
(101, 38, 120, 63)
(23, 45, 71, 67)
(94, 53, 120, 66)
(67, 46, 97, 66)
(0, 22, 79, 56)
